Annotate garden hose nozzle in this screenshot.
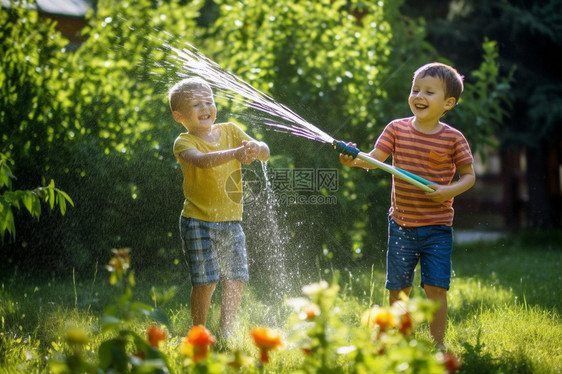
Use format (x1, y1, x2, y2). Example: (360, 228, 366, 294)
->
(333, 140, 360, 159)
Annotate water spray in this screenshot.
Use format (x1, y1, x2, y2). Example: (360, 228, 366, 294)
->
(165, 42, 434, 192)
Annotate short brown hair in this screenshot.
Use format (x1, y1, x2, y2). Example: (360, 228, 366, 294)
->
(168, 77, 212, 112)
(414, 63, 464, 103)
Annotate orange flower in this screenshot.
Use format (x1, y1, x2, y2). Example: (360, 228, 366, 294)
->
(180, 325, 216, 362)
(187, 325, 216, 346)
(107, 257, 122, 272)
(147, 325, 167, 348)
(107, 248, 131, 274)
(115, 248, 131, 264)
(250, 327, 282, 363)
(300, 304, 320, 321)
(361, 306, 395, 332)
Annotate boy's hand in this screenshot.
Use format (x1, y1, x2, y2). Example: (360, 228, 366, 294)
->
(339, 142, 358, 167)
(424, 184, 455, 203)
(425, 165, 475, 203)
(236, 140, 261, 164)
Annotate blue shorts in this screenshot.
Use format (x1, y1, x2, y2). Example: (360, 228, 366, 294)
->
(386, 218, 453, 290)
(179, 217, 249, 287)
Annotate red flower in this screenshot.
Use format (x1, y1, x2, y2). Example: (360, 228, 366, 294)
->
(397, 312, 413, 335)
(147, 325, 166, 348)
(250, 327, 282, 363)
(440, 352, 462, 373)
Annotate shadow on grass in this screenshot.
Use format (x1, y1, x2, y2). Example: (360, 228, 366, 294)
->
(460, 330, 535, 374)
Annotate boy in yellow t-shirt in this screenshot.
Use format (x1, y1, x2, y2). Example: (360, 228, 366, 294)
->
(170, 77, 270, 338)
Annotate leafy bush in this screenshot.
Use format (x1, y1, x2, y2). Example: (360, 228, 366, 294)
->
(0, 153, 73, 241)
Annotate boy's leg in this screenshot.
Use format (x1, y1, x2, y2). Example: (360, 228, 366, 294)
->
(220, 280, 245, 338)
(389, 287, 412, 305)
(418, 224, 453, 348)
(424, 284, 447, 347)
(191, 283, 217, 326)
(386, 219, 418, 306)
(216, 222, 248, 338)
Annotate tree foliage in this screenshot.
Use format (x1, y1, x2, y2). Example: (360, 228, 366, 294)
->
(175, 0, 438, 265)
(446, 40, 513, 159)
(0, 153, 73, 241)
(1, 0, 514, 274)
(402, 0, 561, 228)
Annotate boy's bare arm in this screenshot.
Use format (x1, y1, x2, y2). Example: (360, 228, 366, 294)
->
(340, 146, 390, 169)
(178, 147, 244, 168)
(425, 163, 476, 203)
(178, 140, 270, 168)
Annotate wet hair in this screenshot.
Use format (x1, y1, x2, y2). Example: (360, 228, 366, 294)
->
(168, 77, 212, 112)
(413, 62, 464, 103)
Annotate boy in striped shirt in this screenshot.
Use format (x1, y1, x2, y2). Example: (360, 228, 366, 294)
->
(341, 62, 475, 349)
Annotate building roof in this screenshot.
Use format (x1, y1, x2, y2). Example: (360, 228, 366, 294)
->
(1, 0, 92, 17)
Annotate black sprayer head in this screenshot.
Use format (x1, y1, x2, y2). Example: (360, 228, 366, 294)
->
(333, 140, 360, 159)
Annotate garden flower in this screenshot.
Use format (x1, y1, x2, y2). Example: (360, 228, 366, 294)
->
(361, 305, 395, 332)
(299, 304, 321, 321)
(107, 257, 123, 272)
(390, 301, 413, 335)
(147, 325, 167, 348)
(106, 248, 131, 274)
(250, 327, 283, 363)
(438, 352, 462, 373)
(115, 248, 131, 264)
(302, 280, 329, 297)
(180, 325, 216, 363)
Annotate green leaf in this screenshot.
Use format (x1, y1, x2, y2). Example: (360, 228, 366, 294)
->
(98, 338, 128, 372)
(22, 191, 37, 216)
(48, 180, 56, 210)
(57, 194, 66, 215)
(0, 207, 15, 241)
(0, 159, 14, 190)
(130, 301, 153, 316)
(149, 308, 172, 329)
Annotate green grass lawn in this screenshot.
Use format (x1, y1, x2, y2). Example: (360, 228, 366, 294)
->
(1, 230, 560, 373)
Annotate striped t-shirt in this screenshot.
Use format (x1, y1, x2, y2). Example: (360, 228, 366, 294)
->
(375, 117, 473, 227)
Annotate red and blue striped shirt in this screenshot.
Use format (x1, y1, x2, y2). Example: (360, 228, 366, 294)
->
(375, 117, 473, 227)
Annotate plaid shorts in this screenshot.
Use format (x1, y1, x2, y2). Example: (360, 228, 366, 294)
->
(179, 217, 249, 286)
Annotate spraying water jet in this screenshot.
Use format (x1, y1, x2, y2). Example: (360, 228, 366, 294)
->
(164, 42, 434, 192)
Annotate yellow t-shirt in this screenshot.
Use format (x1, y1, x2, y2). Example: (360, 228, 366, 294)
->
(173, 122, 253, 222)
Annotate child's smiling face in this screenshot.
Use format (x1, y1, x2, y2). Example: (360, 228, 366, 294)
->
(408, 75, 455, 123)
(174, 86, 217, 134)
